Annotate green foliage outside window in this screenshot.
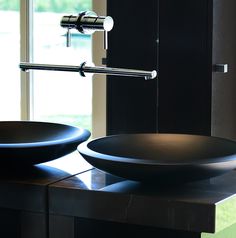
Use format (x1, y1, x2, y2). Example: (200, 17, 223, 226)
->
(0, 0, 18, 10)
(0, 0, 92, 12)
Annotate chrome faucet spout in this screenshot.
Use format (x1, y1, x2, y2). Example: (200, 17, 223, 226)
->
(19, 62, 157, 80)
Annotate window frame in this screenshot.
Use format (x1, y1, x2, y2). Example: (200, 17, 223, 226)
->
(20, 0, 34, 120)
(20, 0, 107, 137)
(92, 0, 107, 138)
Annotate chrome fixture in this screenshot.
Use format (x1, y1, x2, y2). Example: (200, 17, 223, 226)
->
(20, 62, 157, 80)
(214, 64, 228, 73)
(60, 11, 114, 48)
(19, 10, 157, 80)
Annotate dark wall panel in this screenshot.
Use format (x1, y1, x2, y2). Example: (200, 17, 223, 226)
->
(211, 0, 236, 140)
(158, 0, 212, 135)
(107, 0, 213, 136)
(107, 0, 159, 135)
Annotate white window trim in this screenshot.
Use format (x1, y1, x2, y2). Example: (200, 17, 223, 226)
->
(92, 0, 107, 138)
(20, 0, 107, 137)
(20, 0, 34, 120)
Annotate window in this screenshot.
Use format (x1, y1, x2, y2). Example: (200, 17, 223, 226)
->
(0, 1, 20, 120)
(32, 0, 92, 131)
(0, 0, 107, 137)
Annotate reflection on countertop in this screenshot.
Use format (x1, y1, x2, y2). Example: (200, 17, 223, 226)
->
(49, 168, 236, 234)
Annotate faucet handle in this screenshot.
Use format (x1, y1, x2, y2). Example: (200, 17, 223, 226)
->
(66, 28, 71, 47)
(104, 31, 108, 50)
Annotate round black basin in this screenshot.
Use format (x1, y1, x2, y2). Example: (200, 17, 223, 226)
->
(0, 121, 90, 165)
(78, 134, 236, 183)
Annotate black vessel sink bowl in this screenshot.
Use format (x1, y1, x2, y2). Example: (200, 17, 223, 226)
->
(0, 121, 90, 166)
(78, 134, 236, 184)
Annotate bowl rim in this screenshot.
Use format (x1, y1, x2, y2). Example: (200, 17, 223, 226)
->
(0, 120, 91, 148)
(78, 133, 236, 166)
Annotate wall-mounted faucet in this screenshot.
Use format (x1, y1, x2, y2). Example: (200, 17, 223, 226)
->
(60, 11, 114, 49)
(19, 10, 157, 80)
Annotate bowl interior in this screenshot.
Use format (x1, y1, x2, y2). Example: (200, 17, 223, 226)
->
(0, 121, 85, 144)
(87, 134, 236, 164)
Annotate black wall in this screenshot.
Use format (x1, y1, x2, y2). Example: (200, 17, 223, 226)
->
(107, 0, 159, 135)
(158, 0, 212, 135)
(107, 0, 212, 136)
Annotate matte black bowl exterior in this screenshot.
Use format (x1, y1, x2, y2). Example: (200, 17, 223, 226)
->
(78, 134, 236, 183)
(0, 121, 90, 165)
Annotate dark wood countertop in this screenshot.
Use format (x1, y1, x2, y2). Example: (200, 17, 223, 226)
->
(0, 152, 92, 212)
(1, 152, 236, 235)
(49, 168, 236, 234)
